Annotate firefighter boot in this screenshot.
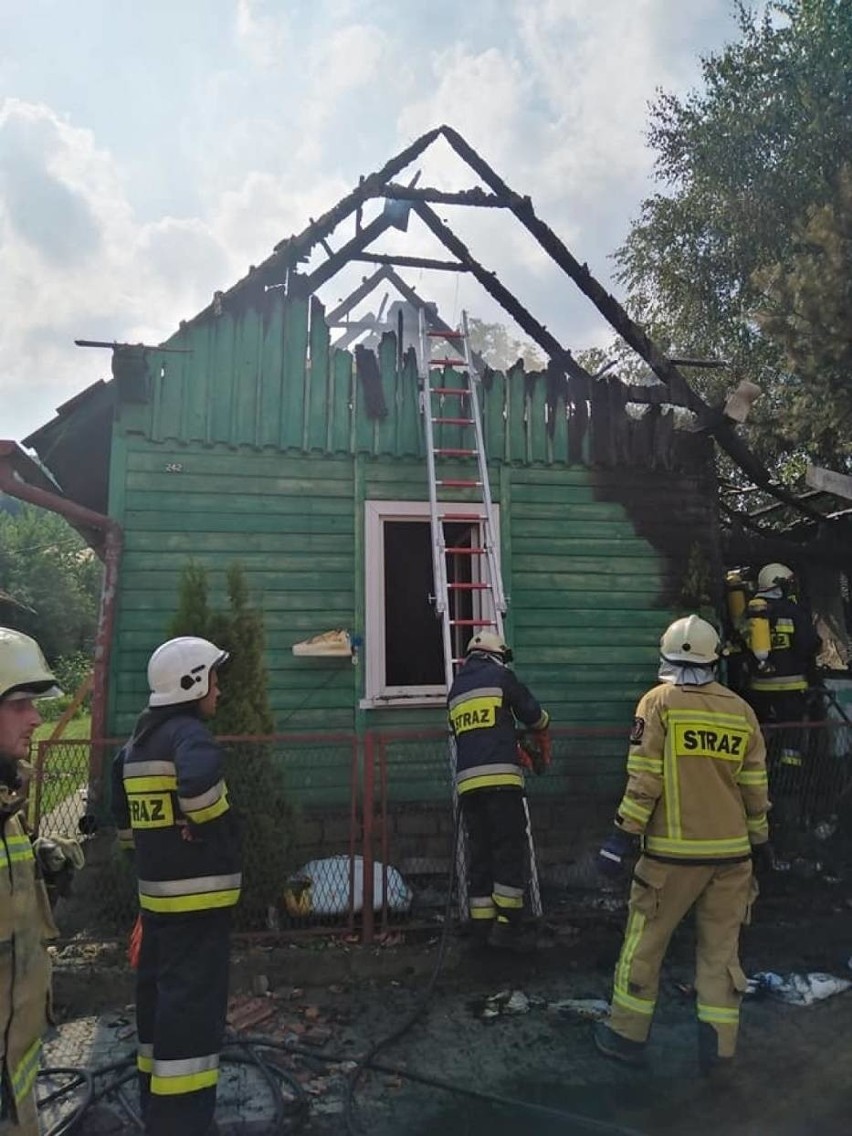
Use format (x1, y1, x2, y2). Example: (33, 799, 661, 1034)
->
(593, 1022, 647, 1068)
(698, 1021, 733, 1078)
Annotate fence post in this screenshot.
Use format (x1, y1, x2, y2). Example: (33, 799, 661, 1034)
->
(348, 735, 358, 934)
(362, 732, 375, 945)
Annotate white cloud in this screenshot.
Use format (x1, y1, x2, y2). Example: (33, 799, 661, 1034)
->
(234, 0, 290, 70)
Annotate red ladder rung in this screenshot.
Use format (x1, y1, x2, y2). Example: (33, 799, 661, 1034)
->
(437, 479, 481, 487)
(434, 448, 477, 457)
(427, 330, 465, 338)
(431, 387, 469, 396)
(450, 619, 496, 627)
(447, 582, 490, 590)
(430, 358, 467, 368)
(445, 546, 486, 554)
(432, 417, 474, 426)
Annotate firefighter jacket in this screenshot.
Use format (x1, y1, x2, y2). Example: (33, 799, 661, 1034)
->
(614, 680, 769, 863)
(112, 709, 241, 916)
(1, 777, 58, 1122)
(749, 596, 819, 695)
(447, 655, 549, 795)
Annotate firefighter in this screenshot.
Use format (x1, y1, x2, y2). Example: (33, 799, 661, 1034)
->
(112, 636, 240, 1136)
(447, 630, 550, 950)
(0, 628, 61, 1136)
(594, 615, 770, 1074)
(746, 563, 819, 782)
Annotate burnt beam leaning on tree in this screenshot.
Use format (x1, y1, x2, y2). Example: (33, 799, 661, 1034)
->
(437, 125, 823, 521)
(411, 201, 589, 384)
(352, 253, 469, 272)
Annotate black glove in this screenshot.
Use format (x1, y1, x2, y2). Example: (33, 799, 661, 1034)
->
(751, 842, 775, 878)
(597, 829, 641, 879)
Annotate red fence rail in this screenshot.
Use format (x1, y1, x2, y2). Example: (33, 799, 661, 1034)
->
(28, 714, 852, 943)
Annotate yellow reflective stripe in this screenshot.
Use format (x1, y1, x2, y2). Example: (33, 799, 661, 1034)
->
(457, 772, 524, 794)
(613, 910, 655, 1016)
(664, 709, 753, 731)
(151, 1069, 219, 1096)
(11, 1038, 41, 1104)
(750, 676, 807, 692)
(182, 793, 229, 825)
(618, 796, 653, 824)
(124, 775, 177, 793)
(140, 889, 241, 913)
(664, 740, 682, 840)
(470, 906, 496, 920)
(137, 1054, 154, 1074)
(612, 987, 656, 1016)
(493, 894, 524, 910)
(697, 1003, 740, 1024)
(747, 814, 768, 833)
(627, 756, 663, 775)
(737, 770, 768, 786)
(645, 835, 751, 857)
(774, 620, 795, 632)
(5, 838, 35, 865)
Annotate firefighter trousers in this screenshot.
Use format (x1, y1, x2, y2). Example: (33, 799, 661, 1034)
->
(136, 909, 231, 1136)
(461, 788, 526, 926)
(610, 856, 756, 1058)
(0, 1088, 39, 1136)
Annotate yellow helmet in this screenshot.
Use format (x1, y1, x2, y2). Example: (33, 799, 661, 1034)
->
(466, 631, 512, 663)
(660, 615, 720, 666)
(0, 628, 61, 703)
(757, 563, 794, 592)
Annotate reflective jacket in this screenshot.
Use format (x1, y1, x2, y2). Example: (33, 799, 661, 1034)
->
(112, 710, 241, 916)
(749, 596, 819, 695)
(447, 655, 548, 795)
(1, 778, 58, 1122)
(615, 681, 769, 863)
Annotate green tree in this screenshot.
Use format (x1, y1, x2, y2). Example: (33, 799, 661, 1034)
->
(468, 317, 545, 372)
(169, 561, 294, 928)
(0, 504, 101, 662)
(616, 0, 852, 468)
(753, 164, 852, 464)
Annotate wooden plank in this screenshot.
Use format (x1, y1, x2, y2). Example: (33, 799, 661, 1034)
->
(806, 464, 852, 501)
(375, 332, 397, 456)
(124, 470, 356, 496)
(329, 349, 353, 455)
(259, 292, 286, 449)
(482, 370, 506, 463)
(280, 293, 309, 450)
(231, 305, 259, 446)
(528, 372, 549, 465)
(513, 553, 660, 575)
(397, 347, 421, 458)
(123, 529, 353, 553)
(208, 311, 237, 445)
(306, 297, 331, 452)
(125, 448, 353, 480)
(507, 366, 526, 464)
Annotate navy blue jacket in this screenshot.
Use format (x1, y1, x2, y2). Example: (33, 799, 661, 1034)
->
(112, 709, 241, 916)
(447, 654, 548, 794)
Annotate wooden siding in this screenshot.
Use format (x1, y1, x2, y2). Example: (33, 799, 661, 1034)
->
(106, 439, 713, 746)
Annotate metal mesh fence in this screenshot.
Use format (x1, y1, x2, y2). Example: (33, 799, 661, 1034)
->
(26, 714, 852, 943)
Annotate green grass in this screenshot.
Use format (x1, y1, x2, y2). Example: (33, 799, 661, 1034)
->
(30, 715, 92, 826)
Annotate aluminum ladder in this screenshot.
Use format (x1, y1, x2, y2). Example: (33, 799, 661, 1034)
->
(417, 310, 542, 919)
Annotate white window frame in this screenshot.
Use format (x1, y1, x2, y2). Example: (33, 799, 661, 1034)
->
(362, 499, 500, 709)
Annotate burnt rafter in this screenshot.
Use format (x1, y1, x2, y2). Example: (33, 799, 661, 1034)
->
(175, 123, 821, 520)
(353, 252, 468, 272)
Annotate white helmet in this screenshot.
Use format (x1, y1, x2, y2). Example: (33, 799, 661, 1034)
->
(466, 631, 513, 663)
(660, 615, 720, 666)
(757, 563, 794, 592)
(0, 628, 61, 703)
(147, 636, 229, 708)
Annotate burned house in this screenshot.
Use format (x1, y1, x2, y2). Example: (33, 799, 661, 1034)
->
(6, 126, 767, 819)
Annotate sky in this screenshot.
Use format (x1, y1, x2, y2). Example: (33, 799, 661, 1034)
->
(0, 0, 747, 443)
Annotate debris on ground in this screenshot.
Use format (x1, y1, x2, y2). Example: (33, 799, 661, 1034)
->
(479, 989, 532, 1019)
(547, 997, 610, 1021)
(746, 971, 852, 1004)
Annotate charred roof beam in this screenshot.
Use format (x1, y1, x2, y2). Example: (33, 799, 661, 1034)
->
(352, 253, 468, 272)
(377, 184, 518, 207)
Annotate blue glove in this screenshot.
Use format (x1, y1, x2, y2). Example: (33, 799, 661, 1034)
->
(597, 829, 640, 879)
